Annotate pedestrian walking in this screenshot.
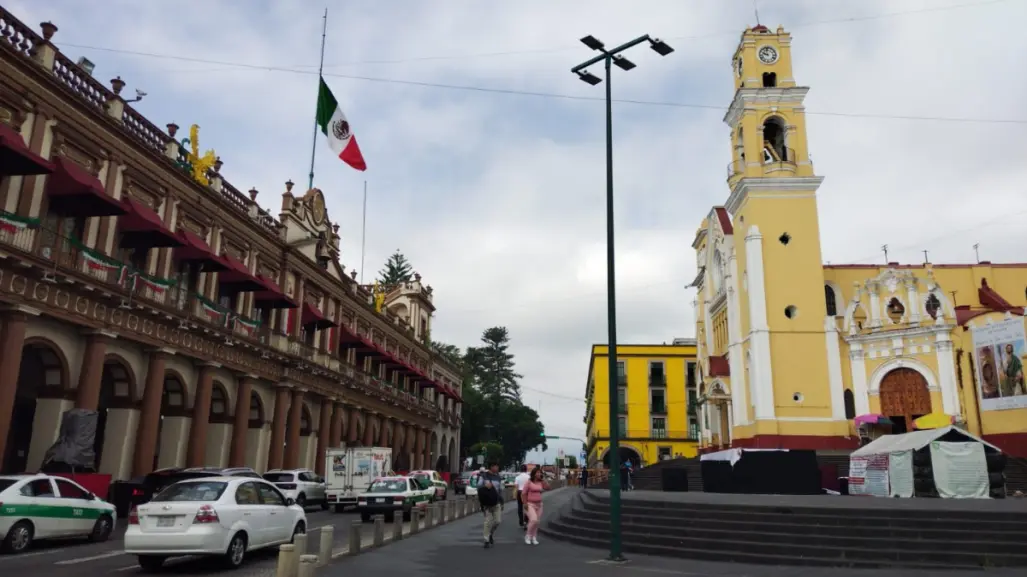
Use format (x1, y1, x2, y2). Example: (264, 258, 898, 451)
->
(514, 464, 530, 529)
(581, 467, 589, 489)
(477, 461, 505, 548)
(523, 466, 549, 545)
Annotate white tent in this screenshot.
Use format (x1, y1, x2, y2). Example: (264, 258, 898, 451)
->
(848, 426, 1000, 499)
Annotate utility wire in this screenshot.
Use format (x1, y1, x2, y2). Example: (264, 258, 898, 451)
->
(52, 2, 1026, 125)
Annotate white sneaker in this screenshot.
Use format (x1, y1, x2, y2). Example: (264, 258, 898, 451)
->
(531, 537, 539, 545)
(524, 536, 532, 545)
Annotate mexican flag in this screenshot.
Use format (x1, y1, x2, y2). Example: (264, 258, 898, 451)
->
(316, 77, 367, 171)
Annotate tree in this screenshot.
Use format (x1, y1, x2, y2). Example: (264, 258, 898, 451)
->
(566, 455, 578, 469)
(493, 399, 545, 464)
(378, 250, 414, 285)
(431, 341, 463, 369)
(469, 441, 504, 467)
(469, 327, 522, 403)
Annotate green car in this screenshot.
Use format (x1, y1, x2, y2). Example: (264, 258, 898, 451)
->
(1, 474, 116, 553)
(356, 476, 433, 522)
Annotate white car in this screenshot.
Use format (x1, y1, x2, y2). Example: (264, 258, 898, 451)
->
(355, 476, 433, 522)
(262, 469, 327, 510)
(409, 470, 448, 500)
(0, 474, 117, 553)
(124, 476, 306, 571)
(464, 472, 481, 498)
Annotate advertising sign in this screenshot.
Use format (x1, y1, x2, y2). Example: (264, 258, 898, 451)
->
(971, 317, 1027, 411)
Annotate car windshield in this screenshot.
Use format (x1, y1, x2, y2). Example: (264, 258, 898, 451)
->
(151, 481, 228, 502)
(460, 472, 473, 480)
(0, 479, 16, 492)
(263, 473, 295, 483)
(368, 480, 407, 493)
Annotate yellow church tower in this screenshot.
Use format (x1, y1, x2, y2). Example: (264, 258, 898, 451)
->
(724, 25, 847, 448)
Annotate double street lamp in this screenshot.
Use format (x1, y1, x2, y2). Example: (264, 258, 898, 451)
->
(571, 34, 673, 563)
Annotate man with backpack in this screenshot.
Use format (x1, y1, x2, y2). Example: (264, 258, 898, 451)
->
(477, 461, 504, 548)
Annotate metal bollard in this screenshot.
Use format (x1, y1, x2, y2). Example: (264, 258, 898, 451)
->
(410, 508, 421, 534)
(425, 504, 435, 527)
(440, 501, 448, 524)
(463, 498, 471, 517)
(348, 520, 362, 555)
(392, 514, 403, 541)
(318, 525, 334, 566)
(372, 515, 385, 547)
(275, 544, 296, 577)
(297, 554, 318, 577)
(449, 499, 457, 520)
(291, 532, 307, 577)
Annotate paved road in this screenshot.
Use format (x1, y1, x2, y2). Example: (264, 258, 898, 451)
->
(0, 503, 385, 576)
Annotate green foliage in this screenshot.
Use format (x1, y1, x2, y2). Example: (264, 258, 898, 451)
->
(431, 341, 463, 369)
(566, 455, 578, 469)
(378, 250, 414, 285)
(469, 441, 504, 466)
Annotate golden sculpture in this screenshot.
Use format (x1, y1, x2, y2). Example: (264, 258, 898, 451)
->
(178, 124, 217, 186)
(372, 281, 386, 313)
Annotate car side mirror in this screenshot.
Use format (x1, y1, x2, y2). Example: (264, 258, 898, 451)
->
(85, 492, 96, 500)
(286, 498, 296, 506)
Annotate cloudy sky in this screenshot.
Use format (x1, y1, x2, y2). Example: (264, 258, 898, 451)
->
(14, 0, 1027, 461)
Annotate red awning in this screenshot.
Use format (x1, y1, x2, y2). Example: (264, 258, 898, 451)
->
(0, 122, 52, 177)
(118, 196, 182, 249)
(300, 302, 336, 329)
(46, 157, 126, 217)
(217, 254, 264, 292)
(254, 275, 297, 309)
(173, 229, 228, 271)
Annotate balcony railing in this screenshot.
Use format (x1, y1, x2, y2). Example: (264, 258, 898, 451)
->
(0, 213, 441, 420)
(604, 429, 700, 441)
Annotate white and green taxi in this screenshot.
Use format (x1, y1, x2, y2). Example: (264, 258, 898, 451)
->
(356, 476, 433, 522)
(1, 474, 116, 553)
(409, 470, 448, 500)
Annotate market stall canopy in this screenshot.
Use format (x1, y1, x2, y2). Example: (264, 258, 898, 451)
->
(913, 413, 956, 430)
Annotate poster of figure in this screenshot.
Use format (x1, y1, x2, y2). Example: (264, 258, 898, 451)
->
(971, 317, 1027, 411)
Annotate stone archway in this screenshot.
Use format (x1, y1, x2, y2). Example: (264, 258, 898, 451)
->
(4, 341, 66, 474)
(96, 357, 135, 473)
(602, 445, 642, 469)
(156, 373, 189, 469)
(879, 368, 932, 433)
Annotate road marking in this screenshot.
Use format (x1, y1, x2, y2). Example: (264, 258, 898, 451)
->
(0, 548, 59, 561)
(54, 551, 125, 565)
(116, 564, 140, 572)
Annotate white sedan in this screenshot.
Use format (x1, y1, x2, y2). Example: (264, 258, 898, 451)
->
(124, 476, 307, 571)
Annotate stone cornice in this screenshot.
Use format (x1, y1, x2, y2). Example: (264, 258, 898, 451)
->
(723, 86, 810, 127)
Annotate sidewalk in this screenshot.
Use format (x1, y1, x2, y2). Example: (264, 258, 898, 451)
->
(324, 488, 1023, 577)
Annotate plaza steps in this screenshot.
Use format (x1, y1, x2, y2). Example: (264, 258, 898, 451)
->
(541, 490, 1027, 569)
(1005, 457, 1027, 495)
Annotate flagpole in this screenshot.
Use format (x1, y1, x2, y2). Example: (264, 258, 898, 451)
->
(359, 180, 367, 284)
(307, 7, 328, 191)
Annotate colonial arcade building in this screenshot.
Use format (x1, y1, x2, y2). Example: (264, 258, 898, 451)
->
(691, 25, 1027, 457)
(0, 11, 463, 480)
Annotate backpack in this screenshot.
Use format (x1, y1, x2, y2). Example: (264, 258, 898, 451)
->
(477, 482, 499, 508)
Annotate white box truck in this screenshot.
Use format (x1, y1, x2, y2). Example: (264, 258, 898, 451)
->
(325, 446, 392, 512)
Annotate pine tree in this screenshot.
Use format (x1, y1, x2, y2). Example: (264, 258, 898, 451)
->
(468, 327, 522, 403)
(377, 250, 414, 285)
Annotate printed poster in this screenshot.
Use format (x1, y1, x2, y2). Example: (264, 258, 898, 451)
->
(971, 317, 1027, 411)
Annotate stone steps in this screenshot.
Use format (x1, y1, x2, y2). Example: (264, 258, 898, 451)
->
(540, 490, 1027, 569)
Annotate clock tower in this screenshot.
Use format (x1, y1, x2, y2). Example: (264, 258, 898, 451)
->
(724, 25, 845, 446)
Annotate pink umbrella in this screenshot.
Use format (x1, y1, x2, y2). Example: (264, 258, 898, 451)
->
(853, 414, 893, 427)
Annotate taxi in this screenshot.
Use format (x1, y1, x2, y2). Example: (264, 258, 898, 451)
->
(356, 476, 432, 522)
(1, 474, 117, 553)
(409, 470, 448, 500)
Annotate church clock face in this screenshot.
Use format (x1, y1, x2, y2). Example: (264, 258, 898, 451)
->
(311, 190, 326, 225)
(758, 45, 778, 65)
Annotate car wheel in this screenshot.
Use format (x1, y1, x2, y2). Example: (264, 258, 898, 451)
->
(441, 489, 448, 501)
(334, 504, 346, 513)
(296, 494, 307, 509)
(2, 520, 33, 553)
(137, 555, 166, 572)
(89, 514, 114, 542)
(291, 522, 306, 543)
(360, 512, 370, 522)
(222, 532, 247, 569)
(402, 507, 412, 522)
(320, 500, 329, 511)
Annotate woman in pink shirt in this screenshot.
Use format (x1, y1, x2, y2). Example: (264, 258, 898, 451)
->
(522, 466, 548, 545)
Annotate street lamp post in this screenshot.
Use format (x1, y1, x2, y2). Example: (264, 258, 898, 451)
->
(571, 34, 673, 563)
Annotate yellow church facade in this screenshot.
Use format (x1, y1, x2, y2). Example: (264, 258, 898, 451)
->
(690, 25, 1027, 458)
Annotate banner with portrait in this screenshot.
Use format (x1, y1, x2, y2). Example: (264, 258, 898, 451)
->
(971, 317, 1027, 411)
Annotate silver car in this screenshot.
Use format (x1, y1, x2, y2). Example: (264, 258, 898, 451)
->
(262, 469, 327, 510)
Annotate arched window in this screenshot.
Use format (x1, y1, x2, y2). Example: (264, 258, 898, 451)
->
(926, 294, 941, 320)
(209, 384, 228, 418)
(762, 117, 787, 161)
(886, 298, 905, 324)
(762, 72, 777, 87)
(843, 389, 856, 420)
(825, 285, 837, 316)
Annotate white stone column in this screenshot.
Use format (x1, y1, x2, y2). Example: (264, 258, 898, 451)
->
(848, 345, 871, 416)
(935, 335, 959, 416)
(824, 316, 847, 420)
(744, 225, 775, 420)
(726, 246, 748, 426)
(868, 282, 883, 328)
(905, 280, 921, 324)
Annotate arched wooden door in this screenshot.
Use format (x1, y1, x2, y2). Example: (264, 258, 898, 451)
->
(879, 368, 932, 433)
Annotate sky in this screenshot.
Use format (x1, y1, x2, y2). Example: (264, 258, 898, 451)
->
(14, 0, 1027, 463)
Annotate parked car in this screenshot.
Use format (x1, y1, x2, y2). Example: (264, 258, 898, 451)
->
(453, 471, 474, 495)
(262, 469, 327, 510)
(0, 474, 117, 553)
(124, 476, 306, 571)
(355, 476, 433, 522)
(109, 467, 261, 517)
(408, 470, 448, 500)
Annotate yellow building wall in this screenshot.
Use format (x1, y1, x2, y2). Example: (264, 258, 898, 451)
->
(586, 345, 699, 466)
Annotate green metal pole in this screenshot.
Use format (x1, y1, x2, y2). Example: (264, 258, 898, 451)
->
(603, 52, 624, 562)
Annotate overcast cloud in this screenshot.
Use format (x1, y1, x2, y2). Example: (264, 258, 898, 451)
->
(14, 0, 1027, 461)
